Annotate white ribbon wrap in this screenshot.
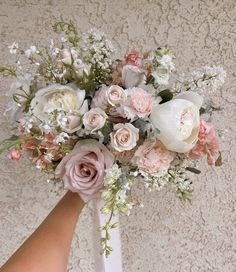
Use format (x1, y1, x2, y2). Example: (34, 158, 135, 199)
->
(92, 198, 123, 272)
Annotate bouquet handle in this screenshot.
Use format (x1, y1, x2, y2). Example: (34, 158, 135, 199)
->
(92, 198, 123, 272)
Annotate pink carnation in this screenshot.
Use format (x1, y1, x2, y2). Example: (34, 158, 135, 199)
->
(189, 120, 220, 166)
(125, 49, 142, 67)
(124, 87, 155, 121)
(132, 140, 174, 176)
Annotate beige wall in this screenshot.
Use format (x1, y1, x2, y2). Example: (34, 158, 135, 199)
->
(0, 0, 235, 271)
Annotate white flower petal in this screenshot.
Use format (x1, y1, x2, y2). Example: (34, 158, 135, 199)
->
(175, 91, 203, 108)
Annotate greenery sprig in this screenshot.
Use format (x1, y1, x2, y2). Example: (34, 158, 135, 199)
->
(53, 17, 79, 47)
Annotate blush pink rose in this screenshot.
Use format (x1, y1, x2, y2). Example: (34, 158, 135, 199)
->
(8, 149, 21, 161)
(124, 87, 155, 121)
(125, 49, 142, 67)
(55, 139, 114, 202)
(132, 140, 174, 176)
(189, 120, 220, 166)
(91, 85, 108, 110)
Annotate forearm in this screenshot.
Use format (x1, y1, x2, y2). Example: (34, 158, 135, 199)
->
(1, 191, 84, 272)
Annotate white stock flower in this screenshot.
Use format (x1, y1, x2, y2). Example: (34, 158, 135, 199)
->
(122, 65, 146, 88)
(30, 83, 88, 123)
(8, 42, 18, 54)
(150, 91, 203, 153)
(151, 71, 170, 85)
(53, 132, 70, 144)
(83, 108, 107, 133)
(159, 55, 175, 71)
(24, 45, 38, 58)
(110, 123, 139, 152)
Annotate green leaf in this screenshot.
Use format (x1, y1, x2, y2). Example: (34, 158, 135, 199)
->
(215, 152, 222, 167)
(111, 222, 119, 229)
(185, 167, 201, 174)
(158, 89, 173, 103)
(0, 66, 17, 77)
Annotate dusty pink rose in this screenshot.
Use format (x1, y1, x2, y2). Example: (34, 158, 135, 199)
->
(55, 139, 114, 202)
(8, 149, 21, 161)
(189, 120, 219, 166)
(124, 87, 155, 121)
(132, 140, 174, 176)
(125, 49, 142, 67)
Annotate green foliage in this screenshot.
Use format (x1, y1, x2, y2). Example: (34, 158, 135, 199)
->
(177, 189, 193, 203)
(215, 152, 222, 167)
(158, 89, 173, 103)
(0, 66, 17, 77)
(186, 167, 201, 174)
(53, 17, 79, 47)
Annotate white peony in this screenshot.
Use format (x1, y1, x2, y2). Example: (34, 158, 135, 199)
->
(30, 83, 88, 123)
(150, 91, 203, 153)
(122, 65, 146, 88)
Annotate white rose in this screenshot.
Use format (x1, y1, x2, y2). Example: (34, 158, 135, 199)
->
(107, 85, 126, 106)
(83, 108, 108, 133)
(30, 83, 88, 122)
(150, 91, 203, 153)
(110, 123, 139, 152)
(122, 65, 146, 88)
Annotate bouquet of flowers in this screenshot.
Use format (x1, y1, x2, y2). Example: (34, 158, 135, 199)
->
(0, 18, 226, 257)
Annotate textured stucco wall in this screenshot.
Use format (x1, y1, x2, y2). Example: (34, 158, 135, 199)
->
(0, 1, 236, 271)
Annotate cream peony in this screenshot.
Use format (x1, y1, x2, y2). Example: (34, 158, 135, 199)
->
(30, 83, 88, 122)
(150, 91, 203, 153)
(83, 108, 107, 133)
(110, 123, 139, 152)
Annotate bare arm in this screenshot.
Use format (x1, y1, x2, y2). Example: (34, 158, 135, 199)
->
(1, 191, 84, 272)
